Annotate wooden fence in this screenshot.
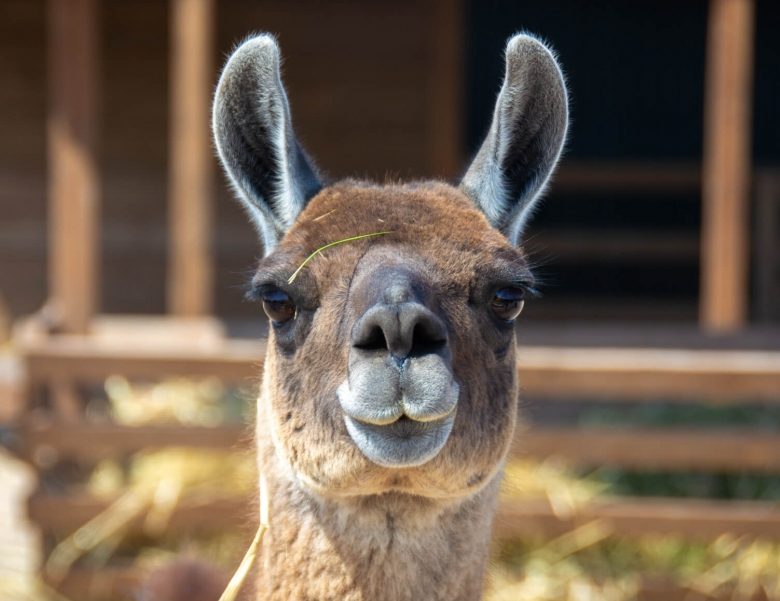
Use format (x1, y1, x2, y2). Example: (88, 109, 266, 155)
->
(8, 316, 780, 600)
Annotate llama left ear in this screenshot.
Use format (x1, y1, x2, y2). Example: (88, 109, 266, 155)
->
(460, 34, 568, 245)
(213, 34, 322, 254)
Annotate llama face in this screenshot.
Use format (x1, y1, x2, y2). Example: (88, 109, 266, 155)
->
(249, 182, 530, 498)
(213, 34, 567, 501)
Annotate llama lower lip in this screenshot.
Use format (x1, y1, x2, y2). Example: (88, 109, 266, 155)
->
(344, 413, 455, 468)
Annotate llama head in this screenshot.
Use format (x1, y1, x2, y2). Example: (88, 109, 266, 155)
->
(213, 33, 567, 501)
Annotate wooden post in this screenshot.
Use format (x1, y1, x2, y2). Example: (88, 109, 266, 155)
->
(47, 0, 100, 333)
(426, 0, 463, 179)
(700, 0, 755, 332)
(168, 0, 215, 316)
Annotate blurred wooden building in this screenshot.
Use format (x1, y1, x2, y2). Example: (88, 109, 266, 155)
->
(4, 4, 780, 600)
(0, 0, 778, 333)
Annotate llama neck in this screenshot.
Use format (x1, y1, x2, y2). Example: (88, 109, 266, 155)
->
(254, 445, 500, 601)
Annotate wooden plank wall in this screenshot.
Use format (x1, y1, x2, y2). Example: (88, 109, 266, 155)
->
(0, 1, 773, 325)
(0, 1, 47, 318)
(0, 0, 457, 319)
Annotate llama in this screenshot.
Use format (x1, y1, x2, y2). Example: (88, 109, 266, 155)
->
(157, 32, 567, 601)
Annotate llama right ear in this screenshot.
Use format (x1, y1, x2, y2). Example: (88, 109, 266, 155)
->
(213, 35, 321, 253)
(460, 34, 568, 246)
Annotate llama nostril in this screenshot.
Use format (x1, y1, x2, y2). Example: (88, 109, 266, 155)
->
(351, 302, 448, 361)
(409, 322, 446, 357)
(354, 325, 388, 352)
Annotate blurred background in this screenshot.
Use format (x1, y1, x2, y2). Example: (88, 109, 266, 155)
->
(1, 0, 779, 600)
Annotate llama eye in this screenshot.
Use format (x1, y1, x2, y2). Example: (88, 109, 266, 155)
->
(261, 288, 296, 324)
(491, 287, 525, 321)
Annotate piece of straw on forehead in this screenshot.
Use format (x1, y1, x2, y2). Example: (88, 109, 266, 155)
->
(287, 231, 392, 284)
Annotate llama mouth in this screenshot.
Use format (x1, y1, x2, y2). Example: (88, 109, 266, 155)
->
(344, 412, 456, 468)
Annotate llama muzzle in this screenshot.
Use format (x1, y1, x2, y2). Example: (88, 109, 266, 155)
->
(338, 268, 460, 468)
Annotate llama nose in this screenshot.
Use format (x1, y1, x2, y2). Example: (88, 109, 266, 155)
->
(351, 299, 448, 362)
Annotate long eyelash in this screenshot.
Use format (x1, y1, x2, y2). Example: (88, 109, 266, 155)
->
(245, 285, 262, 303)
(232, 260, 262, 302)
(508, 267, 539, 297)
(525, 285, 542, 298)
(245, 277, 278, 302)
(246, 281, 282, 303)
(521, 246, 558, 290)
(517, 251, 555, 293)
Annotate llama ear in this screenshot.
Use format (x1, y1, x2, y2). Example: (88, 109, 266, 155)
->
(460, 34, 568, 245)
(213, 34, 321, 253)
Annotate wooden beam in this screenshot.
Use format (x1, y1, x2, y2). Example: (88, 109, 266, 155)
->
(21, 423, 248, 462)
(517, 346, 780, 402)
(23, 336, 263, 383)
(168, 0, 215, 316)
(700, 0, 755, 331)
(30, 492, 780, 540)
(522, 299, 696, 322)
(519, 427, 780, 473)
(495, 496, 780, 540)
(21, 422, 780, 474)
(21, 337, 780, 402)
(555, 161, 701, 194)
(426, 0, 463, 178)
(47, 0, 100, 333)
(29, 493, 249, 534)
(523, 230, 699, 262)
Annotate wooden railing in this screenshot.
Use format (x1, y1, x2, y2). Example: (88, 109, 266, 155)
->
(8, 320, 778, 600)
(16, 1, 776, 600)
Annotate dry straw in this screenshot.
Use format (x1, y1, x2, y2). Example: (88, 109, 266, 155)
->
(218, 472, 270, 601)
(287, 231, 391, 284)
